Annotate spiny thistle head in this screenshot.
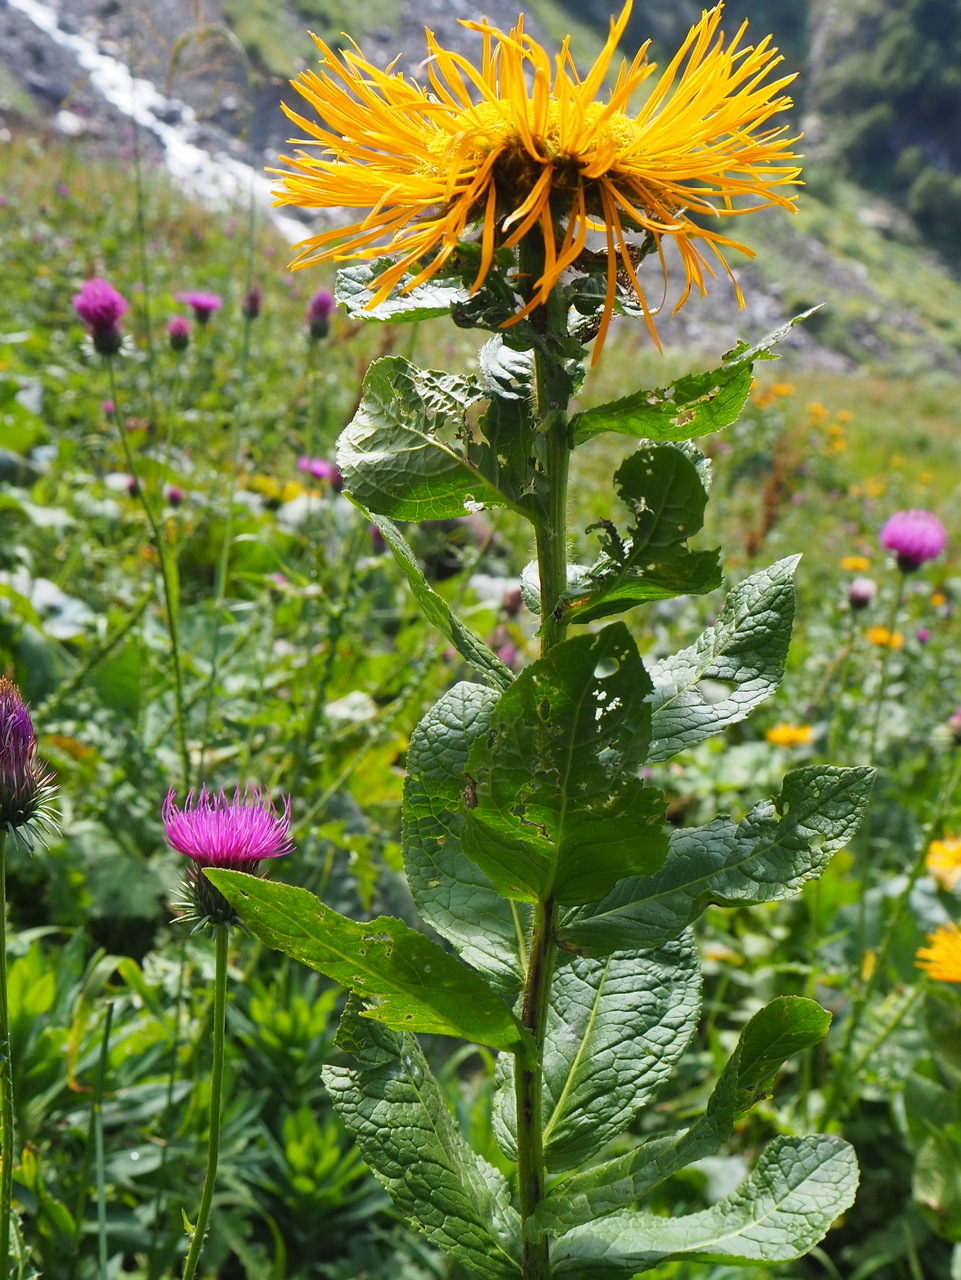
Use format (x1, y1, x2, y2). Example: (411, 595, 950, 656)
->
(273, 0, 800, 360)
(163, 784, 293, 927)
(880, 509, 947, 573)
(0, 678, 59, 850)
(73, 277, 129, 356)
(175, 291, 223, 324)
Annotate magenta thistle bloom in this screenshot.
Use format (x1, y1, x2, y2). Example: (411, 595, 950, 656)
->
(306, 288, 334, 340)
(175, 290, 223, 325)
(167, 315, 191, 352)
(0, 679, 58, 850)
(163, 784, 292, 925)
(73, 276, 129, 355)
(881, 509, 947, 572)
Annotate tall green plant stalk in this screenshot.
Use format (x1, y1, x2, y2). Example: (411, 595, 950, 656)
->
(181, 925, 228, 1280)
(106, 362, 191, 784)
(93, 1002, 114, 1280)
(0, 829, 12, 1277)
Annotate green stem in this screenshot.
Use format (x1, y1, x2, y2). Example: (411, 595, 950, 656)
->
(867, 573, 907, 765)
(94, 1002, 114, 1280)
(181, 925, 229, 1280)
(107, 361, 191, 784)
(512, 234, 574, 1280)
(0, 831, 12, 1277)
(823, 747, 961, 1127)
(516, 896, 557, 1280)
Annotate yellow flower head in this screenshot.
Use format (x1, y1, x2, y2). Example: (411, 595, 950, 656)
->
(927, 837, 961, 891)
(916, 921, 961, 983)
(840, 555, 871, 572)
(273, 2, 800, 359)
(765, 722, 813, 747)
(771, 381, 795, 397)
(866, 626, 904, 649)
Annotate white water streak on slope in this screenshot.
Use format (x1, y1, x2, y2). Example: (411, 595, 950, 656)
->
(7, 0, 308, 246)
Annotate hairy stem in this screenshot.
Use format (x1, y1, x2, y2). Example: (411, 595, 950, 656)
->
(0, 831, 11, 1276)
(181, 925, 229, 1280)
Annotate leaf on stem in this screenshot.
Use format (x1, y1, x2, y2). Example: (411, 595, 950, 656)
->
(365, 514, 513, 691)
(404, 681, 530, 993)
(560, 766, 876, 953)
(463, 624, 668, 904)
(534, 995, 832, 1235)
(551, 1133, 857, 1276)
(206, 871, 525, 1051)
(494, 934, 701, 1171)
(337, 356, 514, 520)
(325, 998, 522, 1280)
(570, 311, 817, 446)
(564, 443, 721, 624)
(336, 260, 468, 322)
(647, 556, 798, 761)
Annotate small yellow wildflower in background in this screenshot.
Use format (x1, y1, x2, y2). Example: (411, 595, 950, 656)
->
(835, 409, 854, 423)
(916, 921, 961, 982)
(918, 472, 933, 485)
(766, 723, 813, 747)
(926, 837, 961, 890)
(752, 389, 776, 409)
(827, 439, 848, 454)
(864, 476, 887, 499)
(866, 626, 904, 649)
(807, 402, 829, 422)
(840, 555, 871, 572)
(272, 1, 800, 359)
(931, 591, 948, 607)
(771, 382, 795, 397)
(890, 455, 905, 469)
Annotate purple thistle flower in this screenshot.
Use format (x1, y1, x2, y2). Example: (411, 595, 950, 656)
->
(165, 484, 186, 508)
(881, 509, 947, 572)
(73, 277, 129, 356)
(163, 784, 292, 925)
(0, 679, 58, 850)
(175, 290, 223, 325)
(306, 288, 334, 340)
(167, 315, 191, 352)
(297, 455, 343, 489)
(916, 627, 931, 645)
(848, 576, 877, 611)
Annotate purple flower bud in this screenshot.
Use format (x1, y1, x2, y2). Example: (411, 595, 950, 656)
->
(916, 627, 931, 644)
(175, 290, 223, 325)
(502, 587, 524, 617)
(306, 288, 334, 340)
(101, 399, 115, 415)
(163, 784, 293, 926)
(370, 524, 386, 554)
(167, 315, 191, 352)
(166, 485, 185, 508)
(73, 277, 129, 355)
(948, 707, 961, 746)
(242, 285, 262, 320)
(881, 509, 947, 573)
(0, 679, 58, 849)
(848, 576, 877, 611)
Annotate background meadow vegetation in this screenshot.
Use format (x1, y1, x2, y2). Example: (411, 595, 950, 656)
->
(3, 39, 961, 1275)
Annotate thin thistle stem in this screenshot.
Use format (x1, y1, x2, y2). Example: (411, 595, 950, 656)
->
(181, 924, 229, 1280)
(94, 1002, 114, 1280)
(106, 361, 191, 784)
(0, 830, 12, 1278)
(867, 572, 907, 765)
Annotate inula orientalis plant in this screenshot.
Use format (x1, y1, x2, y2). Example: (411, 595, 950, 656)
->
(209, 4, 877, 1276)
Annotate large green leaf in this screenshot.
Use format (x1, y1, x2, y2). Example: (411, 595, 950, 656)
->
(366, 515, 513, 692)
(336, 260, 468, 322)
(564, 444, 721, 624)
(324, 999, 521, 1279)
(534, 996, 832, 1236)
(337, 356, 512, 520)
(404, 681, 530, 993)
(207, 872, 525, 1051)
(647, 557, 798, 762)
(495, 935, 700, 1172)
(551, 1134, 858, 1276)
(559, 766, 875, 954)
(570, 312, 816, 446)
(463, 625, 668, 904)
